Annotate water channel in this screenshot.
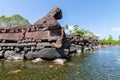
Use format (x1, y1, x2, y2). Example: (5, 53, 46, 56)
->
(0, 46, 120, 80)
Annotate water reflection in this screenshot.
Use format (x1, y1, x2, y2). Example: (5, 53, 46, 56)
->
(0, 46, 120, 80)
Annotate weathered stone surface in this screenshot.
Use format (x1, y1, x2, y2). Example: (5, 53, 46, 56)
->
(0, 7, 70, 60)
(25, 51, 34, 60)
(4, 51, 25, 60)
(46, 7, 62, 20)
(25, 48, 65, 59)
(34, 7, 62, 29)
(67, 34, 99, 53)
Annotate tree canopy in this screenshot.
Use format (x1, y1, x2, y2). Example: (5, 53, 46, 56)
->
(63, 25, 99, 39)
(99, 35, 120, 45)
(0, 14, 30, 27)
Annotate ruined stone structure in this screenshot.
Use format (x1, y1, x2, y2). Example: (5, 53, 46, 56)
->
(0, 7, 70, 60)
(67, 34, 99, 53)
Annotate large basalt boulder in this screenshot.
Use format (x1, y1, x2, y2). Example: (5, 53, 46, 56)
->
(25, 48, 65, 60)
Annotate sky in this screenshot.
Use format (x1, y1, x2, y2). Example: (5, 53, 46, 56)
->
(0, 0, 120, 40)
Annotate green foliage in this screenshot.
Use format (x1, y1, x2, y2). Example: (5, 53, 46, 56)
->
(99, 39, 120, 45)
(63, 24, 69, 30)
(73, 25, 79, 31)
(99, 35, 120, 45)
(70, 29, 86, 36)
(65, 25, 99, 39)
(0, 14, 30, 27)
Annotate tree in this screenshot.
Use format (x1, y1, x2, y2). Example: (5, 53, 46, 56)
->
(63, 24, 69, 29)
(0, 15, 6, 26)
(0, 14, 30, 27)
(63, 24, 99, 39)
(70, 25, 98, 38)
(75, 29, 86, 36)
(99, 35, 120, 45)
(69, 25, 86, 35)
(73, 25, 79, 31)
(108, 34, 113, 41)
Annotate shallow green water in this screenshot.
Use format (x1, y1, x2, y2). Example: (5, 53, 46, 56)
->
(0, 46, 120, 80)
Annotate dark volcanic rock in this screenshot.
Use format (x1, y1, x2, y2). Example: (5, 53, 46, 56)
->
(25, 48, 65, 59)
(67, 34, 99, 53)
(34, 7, 62, 30)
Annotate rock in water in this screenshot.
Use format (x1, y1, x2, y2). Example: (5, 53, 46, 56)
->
(53, 58, 67, 65)
(77, 50, 81, 53)
(4, 51, 24, 60)
(31, 58, 43, 63)
(8, 69, 21, 74)
(25, 48, 65, 59)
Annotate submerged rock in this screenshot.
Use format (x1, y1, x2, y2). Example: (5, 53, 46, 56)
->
(8, 69, 22, 74)
(77, 49, 81, 53)
(31, 58, 43, 63)
(53, 58, 67, 65)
